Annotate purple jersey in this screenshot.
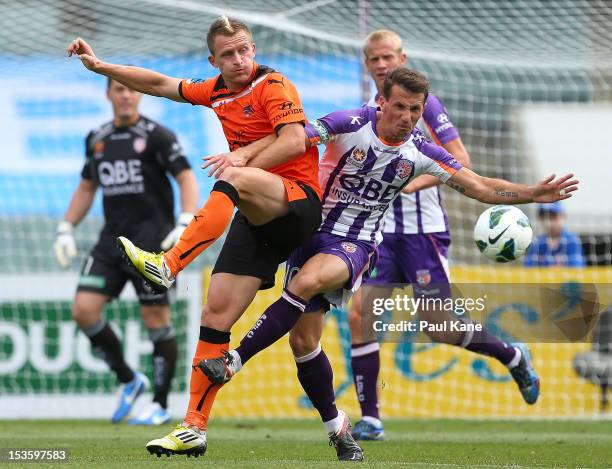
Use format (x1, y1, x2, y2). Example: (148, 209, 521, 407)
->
(305, 105, 461, 245)
(367, 93, 460, 234)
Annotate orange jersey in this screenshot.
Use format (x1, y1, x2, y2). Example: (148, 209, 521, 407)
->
(179, 64, 321, 198)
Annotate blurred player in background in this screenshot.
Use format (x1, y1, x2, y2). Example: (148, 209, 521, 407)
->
(53, 78, 198, 424)
(200, 68, 577, 458)
(524, 201, 586, 267)
(68, 16, 325, 458)
(345, 30, 544, 440)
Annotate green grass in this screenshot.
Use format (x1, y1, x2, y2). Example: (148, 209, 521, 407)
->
(1, 419, 611, 468)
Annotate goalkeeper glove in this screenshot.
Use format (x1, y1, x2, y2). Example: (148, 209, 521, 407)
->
(54, 221, 77, 268)
(161, 212, 194, 251)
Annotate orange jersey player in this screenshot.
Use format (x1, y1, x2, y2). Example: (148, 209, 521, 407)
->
(183, 67, 318, 183)
(68, 15, 330, 460)
(179, 64, 321, 199)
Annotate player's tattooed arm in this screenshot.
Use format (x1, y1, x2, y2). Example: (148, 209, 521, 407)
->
(447, 167, 578, 204)
(446, 180, 466, 194)
(493, 188, 519, 198)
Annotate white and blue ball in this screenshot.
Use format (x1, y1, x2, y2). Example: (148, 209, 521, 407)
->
(473, 205, 533, 262)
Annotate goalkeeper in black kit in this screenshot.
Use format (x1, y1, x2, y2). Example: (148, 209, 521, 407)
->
(53, 78, 199, 424)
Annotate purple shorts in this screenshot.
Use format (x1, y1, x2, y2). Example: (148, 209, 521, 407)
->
(284, 231, 377, 312)
(364, 232, 451, 297)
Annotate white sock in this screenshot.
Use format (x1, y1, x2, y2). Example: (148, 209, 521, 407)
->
(229, 349, 243, 373)
(324, 409, 345, 435)
(294, 344, 322, 363)
(361, 415, 382, 428)
(181, 422, 204, 434)
(506, 346, 522, 370)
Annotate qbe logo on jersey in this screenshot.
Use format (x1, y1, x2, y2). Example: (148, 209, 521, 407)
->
(98, 159, 145, 196)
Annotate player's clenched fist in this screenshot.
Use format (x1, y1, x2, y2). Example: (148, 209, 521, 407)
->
(67, 37, 99, 71)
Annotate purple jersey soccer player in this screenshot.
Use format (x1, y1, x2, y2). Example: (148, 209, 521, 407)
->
(349, 29, 472, 440)
(199, 68, 577, 460)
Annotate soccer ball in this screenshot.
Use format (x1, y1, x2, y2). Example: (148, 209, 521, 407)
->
(473, 205, 533, 262)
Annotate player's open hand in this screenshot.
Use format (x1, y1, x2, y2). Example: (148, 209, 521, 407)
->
(67, 37, 99, 71)
(531, 173, 579, 202)
(202, 148, 250, 178)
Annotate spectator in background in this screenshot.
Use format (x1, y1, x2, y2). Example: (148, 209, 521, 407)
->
(524, 201, 586, 267)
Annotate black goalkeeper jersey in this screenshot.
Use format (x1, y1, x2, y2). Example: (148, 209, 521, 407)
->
(81, 116, 191, 255)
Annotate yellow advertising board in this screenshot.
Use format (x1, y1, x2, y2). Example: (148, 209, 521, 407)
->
(203, 266, 611, 419)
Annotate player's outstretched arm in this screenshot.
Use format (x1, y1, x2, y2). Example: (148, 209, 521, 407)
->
(67, 37, 185, 102)
(446, 167, 579, 204)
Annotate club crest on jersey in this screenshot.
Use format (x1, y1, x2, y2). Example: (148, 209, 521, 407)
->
(396, 159, 414, 179)
(243, 104, 254, 117)
(93, 140, 104, 158)
(348, 147, 367, 168)
(133, 137, 146, 153)
(341, 242, 357, 253)
(416, 269, 431, 286)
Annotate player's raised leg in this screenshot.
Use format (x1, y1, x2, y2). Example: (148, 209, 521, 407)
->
(421, 303, 540, 404)
(118, 166, 291, 292)
(200, 235, 371, 460)
(203, 247, 352, 380)
(409, 233, 540, 405)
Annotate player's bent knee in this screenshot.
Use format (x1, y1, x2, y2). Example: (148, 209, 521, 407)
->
(72, 303, 98, 328)
(201, 302, 232, 330)
(218, 167, 261, 194)
(288, 273, 323, 300)
(218, 166, 242, 186)
(289, 329, 320, 357)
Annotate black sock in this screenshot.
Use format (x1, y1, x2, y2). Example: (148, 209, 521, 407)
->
(151, 338, 177, 409)
(86, 321, 134, 384)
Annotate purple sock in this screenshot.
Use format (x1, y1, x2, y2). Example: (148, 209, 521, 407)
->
(460, 324, 517, 365)
(351, 341, 380, 420)
(296, 346, 338, 422)
(235, 289, 307, 365)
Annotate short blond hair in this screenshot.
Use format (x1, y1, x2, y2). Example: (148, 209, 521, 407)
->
(363, 29, 403, 58)
(207, 16, 252, 54)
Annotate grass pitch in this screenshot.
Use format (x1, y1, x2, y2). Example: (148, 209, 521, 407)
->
(1, 419, 611, 468)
